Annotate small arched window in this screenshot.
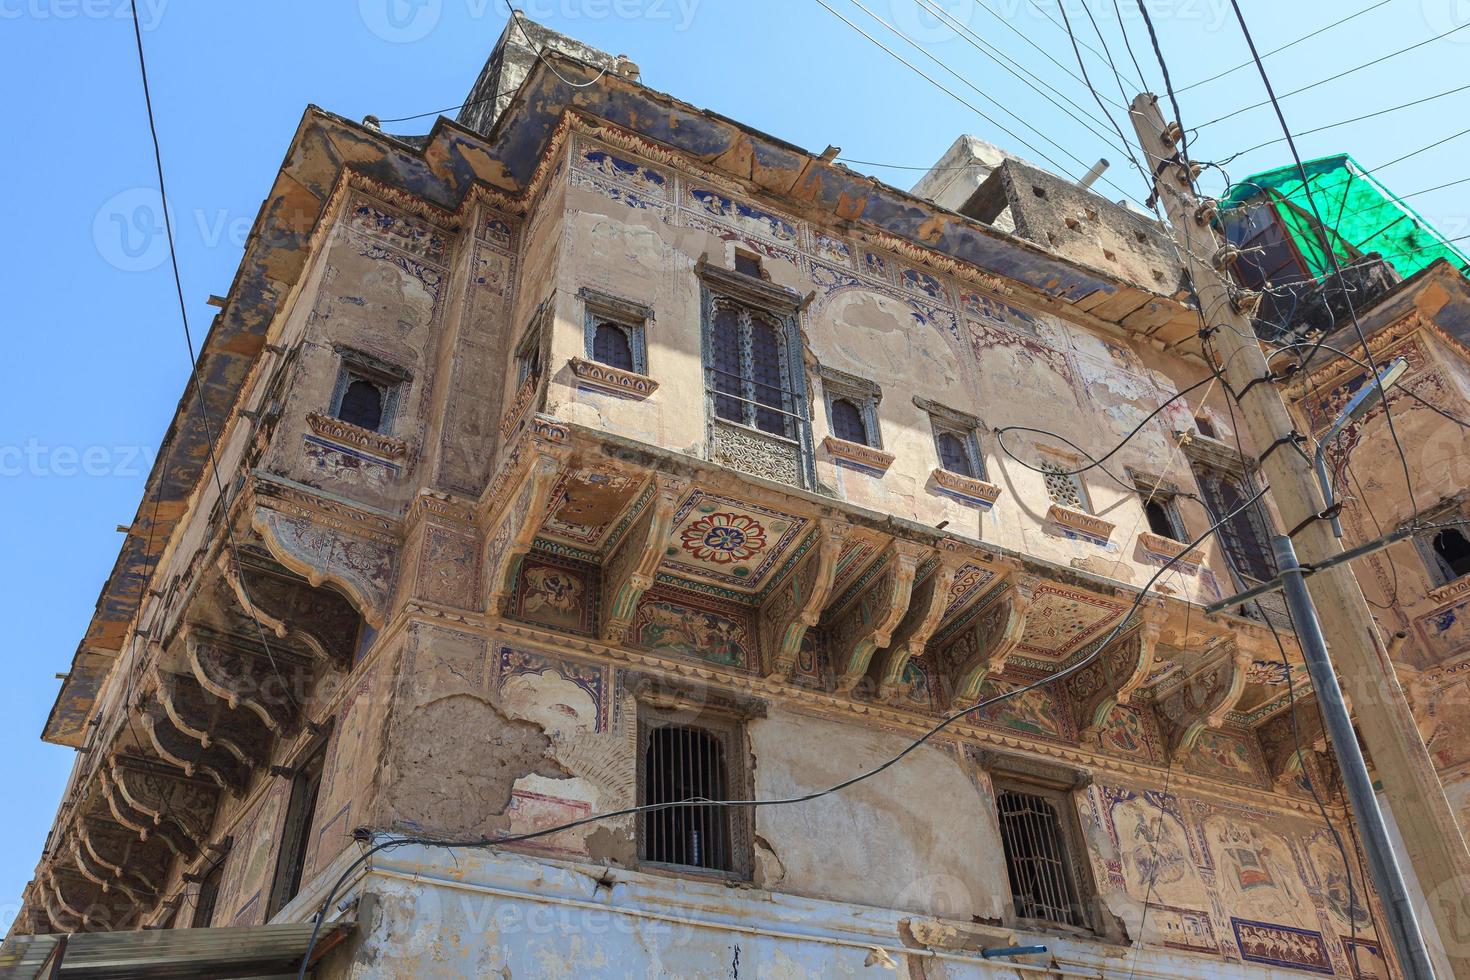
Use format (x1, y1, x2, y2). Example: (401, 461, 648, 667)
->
(1433, 529, 1470, 580)
(937, 432, 973, 478)
(708, 299, 793, 438)
(830, 398, 867, 445)
(338, 378, 384, 432)
(592, 322, 634, 371)
(1144, 499, 1177, 539)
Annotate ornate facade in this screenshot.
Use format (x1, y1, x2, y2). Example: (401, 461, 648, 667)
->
(10, 16, 1468, 979)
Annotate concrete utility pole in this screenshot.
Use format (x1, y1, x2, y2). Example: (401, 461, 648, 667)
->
(1130, 93, 1470, 977)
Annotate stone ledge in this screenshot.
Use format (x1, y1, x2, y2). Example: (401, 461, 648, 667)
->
(930, 468, 1003, 508)
(1428, 574, 1470, 605)
(305, 412, 411, 462)
(822, 435, 894, 474)
(568, 356, 659, 398)
(1047, 503, 1114, 543)
(1138, 530, 1203, 568)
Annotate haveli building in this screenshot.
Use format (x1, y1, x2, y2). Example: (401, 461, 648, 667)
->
(7, 16, 1470, 979)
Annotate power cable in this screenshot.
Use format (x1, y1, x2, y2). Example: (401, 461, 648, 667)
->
(293, 486, 1270, 977)
(1194, 19, 1470, 130)
(814, 0, 1149, 207)
(1176, 0, 1395, 93)
(1023, 0, 1144, 91)
(1216, 82, 1470, 166)
(1225, 0, 1422, 525)
(909, 0, 1132, 152)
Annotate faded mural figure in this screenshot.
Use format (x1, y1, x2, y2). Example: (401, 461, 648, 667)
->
(521, 565, 584, 630)
(1208, 820, 1312, 930)
(636, 601, 748, 668)
(1109, 797, 1205, 910)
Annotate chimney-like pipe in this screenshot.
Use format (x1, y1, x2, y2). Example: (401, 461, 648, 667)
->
(1077, 158, 1110, 190)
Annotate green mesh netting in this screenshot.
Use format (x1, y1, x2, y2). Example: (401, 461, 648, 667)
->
(1220, 154, 1470, 280)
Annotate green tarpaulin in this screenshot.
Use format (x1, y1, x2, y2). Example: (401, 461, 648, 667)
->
(1220, 154, 1470, 281)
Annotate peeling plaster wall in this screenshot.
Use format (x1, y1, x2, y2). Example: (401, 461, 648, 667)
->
(539, 130, 1245, 604)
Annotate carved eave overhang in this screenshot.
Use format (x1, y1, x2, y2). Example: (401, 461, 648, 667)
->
(47, 46, 1203, 745)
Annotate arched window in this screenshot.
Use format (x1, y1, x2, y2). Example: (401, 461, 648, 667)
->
(1195, 468, 1275, 582)
(338, 379, 384, 432)
(592, 321, 634, 371)
(707, 298, 793, 438)
(830, 398, 867, 445)
(937, 432, 973, 477)
(1144, 499, 1177, 539)
(1433, 529, 1470, 580)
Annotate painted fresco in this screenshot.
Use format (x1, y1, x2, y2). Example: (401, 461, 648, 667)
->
(969, 676, 1073, 743)
(492, 645, 610, 736)
(510, 553, 597, 636)
(630, 588, 755, 671)
(1015, 584, 1126, 660)
(1185, 729, 1264, 786)
(1095, 704, 1160, 762)
(662, 490, 808, 591)
(1415, 594, 1470, 664)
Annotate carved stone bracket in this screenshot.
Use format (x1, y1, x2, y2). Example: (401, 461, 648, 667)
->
(832, 539, 928, 692)
(1066, 606, 1165, 738)
(252, 505, 395, 628)
(1154, 638, 1251, 759)
(46, 867, 135, 932)
(101, 756, 217, 857)
(949, 573, 1042, 707)
(218, 550, 361, 668)
(1256, 694, 1330, 786)
(153, 667, 273, 771)
(184, 626, 313, 737)
(484, 450, 566, 615)
(76, 815, 170, 902)
(601, 476, 685, 643)
(139, 696, 254, 793)
(876, 545, 967, 701)
(762, 520, 849, 679)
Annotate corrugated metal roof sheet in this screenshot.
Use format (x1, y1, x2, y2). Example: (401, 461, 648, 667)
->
(0, 920, 352, 980)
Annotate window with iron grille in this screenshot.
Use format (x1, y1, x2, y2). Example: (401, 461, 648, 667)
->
(581, 288, 651, 376)
(267, 739, 328, 918)
(1194, 466, 1276, 582)
(1041, 460, 1089, 512)
(830, 399, 867, 444)
(1412, 500, 1470, 586)
(329, 349, 407, 435)
(637, 706, 750, 878)
(705, 296, 796, 439)
(995, 783, 1089, 929)
(190, 861, 224, 928)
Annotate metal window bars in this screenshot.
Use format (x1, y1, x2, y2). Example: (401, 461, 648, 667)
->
(641, 723, 733, 873)
(996, 789, 1086, 929)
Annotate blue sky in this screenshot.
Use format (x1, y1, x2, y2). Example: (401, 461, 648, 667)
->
(2, 0, 1466, 913)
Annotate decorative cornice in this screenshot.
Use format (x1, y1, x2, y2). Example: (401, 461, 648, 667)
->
(568, 357, 659, 399)
(1175, 430, 1254, 474)
(499, 374, 539, 439)
(1137, 530, 1203, 568)
(1048, 504, 1115, 543)
(823, 435, 894, 474)
(1428, 575, 1470, 605)
(305, 412, 412, 462)
(930, 468, 1003, 508)
(695, 254, 804, 310)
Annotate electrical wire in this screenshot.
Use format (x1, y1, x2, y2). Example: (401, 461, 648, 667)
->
(1216, 82, 1470, 166)
(1175, 0, 1395, 93)
(377, 1, 609, 124)
(1225, 0, 1422, 527)
(811, 0, 1149, 207)
(293, 487, 1270, 977)
(1194, 18, 1470, 130)
(1023, 0, 1144, 91)
(909, 0, 1133, 153)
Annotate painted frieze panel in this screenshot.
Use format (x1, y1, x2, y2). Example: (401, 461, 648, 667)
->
(509, 552, 598, 637)
(661, 490, 809, 591)
(630, 586, 756, 672)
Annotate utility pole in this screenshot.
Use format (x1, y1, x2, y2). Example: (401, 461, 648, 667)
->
(1130, 93, 1468, 978)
